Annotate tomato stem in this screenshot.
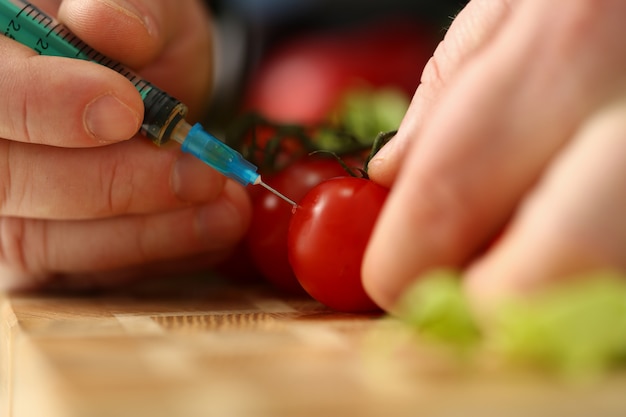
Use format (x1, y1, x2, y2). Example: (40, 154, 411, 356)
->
(225, 112, 397, 175)
(364, 130, 397, 175)
(309, 150, 367, 178)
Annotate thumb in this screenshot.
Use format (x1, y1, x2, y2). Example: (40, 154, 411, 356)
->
(367, 0, 514, 187)
(0, 37, 143, 146)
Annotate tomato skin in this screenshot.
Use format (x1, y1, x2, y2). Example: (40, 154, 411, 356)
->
(287, 177, 388, 312)
(246, 157, 349, 293)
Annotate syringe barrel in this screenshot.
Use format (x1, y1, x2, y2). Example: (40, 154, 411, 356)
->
(0, 0, 188, 145)
(181, 123, 260, 186)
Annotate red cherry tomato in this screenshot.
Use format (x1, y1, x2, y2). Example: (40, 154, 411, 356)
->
(246, 156, 349, 293)
(287, 177, 388, 312)
(245, 19, 436, 124)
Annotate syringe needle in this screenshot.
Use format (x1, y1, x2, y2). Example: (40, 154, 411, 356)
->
(257, 179, 297, 207)
(174, 122, 297, 206)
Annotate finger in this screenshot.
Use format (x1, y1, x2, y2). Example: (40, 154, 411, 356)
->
(57, 0, 214, 114)
(465, 97, 626, 313)
(0, 38, 143, 146)
(57, 0, 175, 68)
(0, 180, 251, 290)
(0, 137, 229, 219)
(363, 0, 626, 311)
(368, 0, 514, 187)
(30, 0, 62, 14)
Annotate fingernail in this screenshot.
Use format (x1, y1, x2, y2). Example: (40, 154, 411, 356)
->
(99, 0, 157, 37)
(369, 136, 396, 167)
(84, 94, 141, 143)
(171, 153, 225, 203)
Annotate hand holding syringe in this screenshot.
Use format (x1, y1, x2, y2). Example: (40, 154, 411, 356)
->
(0, 0, 295, 205)
(0, 0, 280, 290)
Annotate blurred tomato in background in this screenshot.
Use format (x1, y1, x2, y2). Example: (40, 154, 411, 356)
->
(243, 19, 435, 124)
(205, 0, 463, 125)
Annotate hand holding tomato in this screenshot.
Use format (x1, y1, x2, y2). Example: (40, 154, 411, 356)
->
(362, 0, 626, 313)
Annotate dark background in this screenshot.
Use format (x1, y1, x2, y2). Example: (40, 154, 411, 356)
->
(205, 0, 470, 122)
(208, 0, 468, 36)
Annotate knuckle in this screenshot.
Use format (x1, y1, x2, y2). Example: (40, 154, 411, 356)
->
(0, 141, 37, 218)
(7, 61, 37, 144)
(421, 0, 512, 91)
(0, 87, 27, 144)
(0, 41, 38, 144)
(0, 217, 55, 290)
(18, 73, 36, 144)
(420, 46, 446, 92)
(0, 141, 10, 215)
(0, 216, 31, 274)
(97, 157, 135, 216)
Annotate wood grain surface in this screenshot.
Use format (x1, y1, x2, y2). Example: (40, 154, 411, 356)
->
(1, 276, 625, 417)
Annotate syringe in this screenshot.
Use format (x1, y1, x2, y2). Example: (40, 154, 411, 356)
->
(0, 0, 296, 206)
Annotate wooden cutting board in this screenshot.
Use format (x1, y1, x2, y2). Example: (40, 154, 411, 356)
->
(2, 276, 626, 417)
